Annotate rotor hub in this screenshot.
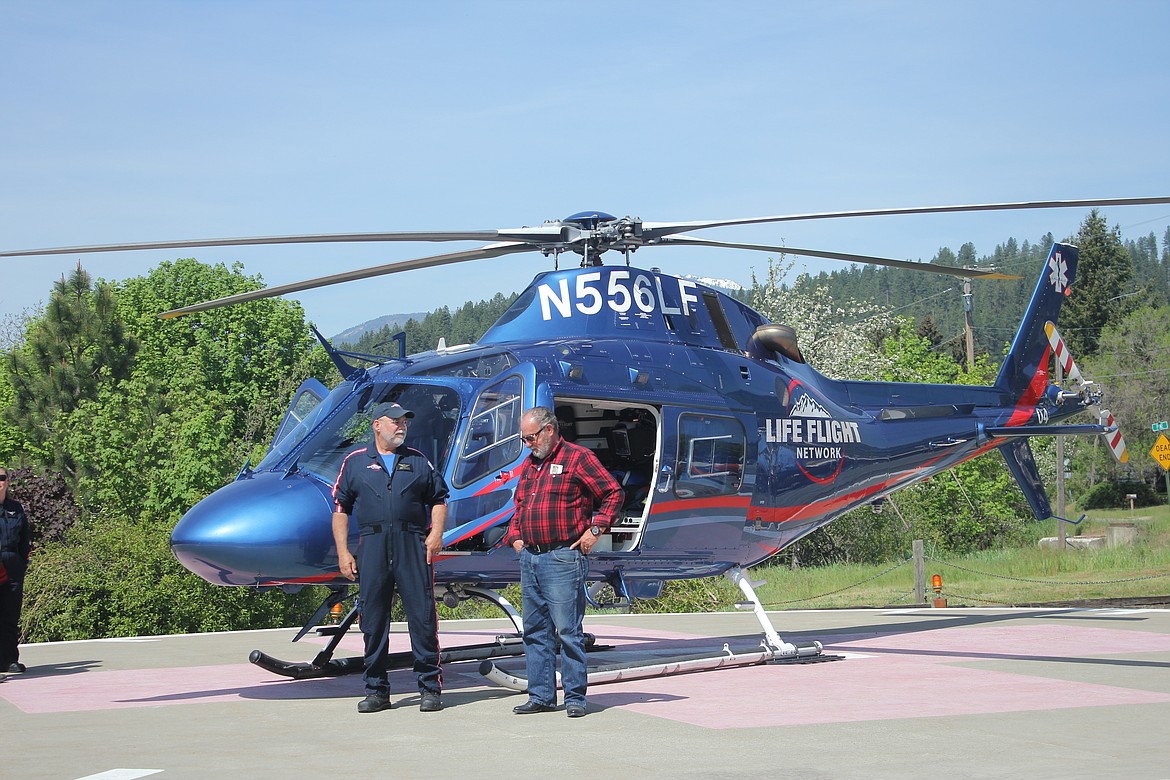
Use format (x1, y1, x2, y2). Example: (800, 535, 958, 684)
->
(545, 211, 644, 264)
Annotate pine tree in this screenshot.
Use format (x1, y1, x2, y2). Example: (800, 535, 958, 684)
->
(5, 265, 138, 473)
(1059, 211, 1136, 356)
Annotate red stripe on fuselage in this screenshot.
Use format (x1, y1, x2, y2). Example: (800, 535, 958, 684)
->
(471, 471, 514, 497)
(444, 507, 514, 547)
(1006, 345, 1052, 426)
(753, 441, 1003, 524)
(649, 496, 752, 515)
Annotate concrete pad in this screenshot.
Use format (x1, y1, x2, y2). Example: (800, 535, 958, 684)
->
(1038, 536, 1106, 549)
(2, 608, 1170, 779)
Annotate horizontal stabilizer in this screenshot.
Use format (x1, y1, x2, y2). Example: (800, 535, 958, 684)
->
(983, 424, 1111, 438)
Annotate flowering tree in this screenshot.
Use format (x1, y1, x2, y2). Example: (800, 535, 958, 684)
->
(750, 257, 903, 380)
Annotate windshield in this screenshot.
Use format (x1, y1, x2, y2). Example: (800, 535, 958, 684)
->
(262, 382, 462, 484)
(256, 379, 356, 472)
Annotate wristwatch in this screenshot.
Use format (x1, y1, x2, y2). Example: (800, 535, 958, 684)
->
(590, 526, 601, 536)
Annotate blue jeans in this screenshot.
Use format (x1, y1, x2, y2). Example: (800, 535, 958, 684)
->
(520, 546, 589, 707)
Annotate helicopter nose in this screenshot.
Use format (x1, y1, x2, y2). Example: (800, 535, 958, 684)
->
(170, 471, 336, 586)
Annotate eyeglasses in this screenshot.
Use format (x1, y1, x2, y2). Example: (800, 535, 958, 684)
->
(0, 475, 8, 482)
(519, 428, 545, 443)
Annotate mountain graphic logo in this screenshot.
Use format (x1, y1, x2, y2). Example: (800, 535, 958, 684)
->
(790, 393, 830, 419)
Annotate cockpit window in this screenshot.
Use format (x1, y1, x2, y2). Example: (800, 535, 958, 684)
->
(263, 382, 462, 485)
(270, 381, 329, 451)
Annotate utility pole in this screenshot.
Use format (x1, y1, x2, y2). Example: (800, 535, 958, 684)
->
(1055, 358, 1066, 548)
(962, 277, 976, 372)
(913, 540, 926, 604)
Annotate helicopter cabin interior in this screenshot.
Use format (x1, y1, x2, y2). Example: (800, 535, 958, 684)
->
(467, 398, 659, 554)
(552, 399, 659, 552)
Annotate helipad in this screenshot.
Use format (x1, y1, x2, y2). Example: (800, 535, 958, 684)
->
(3, 607, 1170, 779)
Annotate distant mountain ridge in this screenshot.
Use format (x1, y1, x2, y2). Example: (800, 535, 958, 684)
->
(331, 311, 428, 344)
(685, 275, 745, 292)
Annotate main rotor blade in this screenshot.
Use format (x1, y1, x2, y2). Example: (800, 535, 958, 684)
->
(641, 196, 1170, 239)
(6, 196, 1168, 259)
(655, 235, 1021, 279)
(0, 227, 566, 259)
(158, 242, 537, 319)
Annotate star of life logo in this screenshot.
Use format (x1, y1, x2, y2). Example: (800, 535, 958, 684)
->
(764, 385, 861, 483)
(1048, 251, 1069, 294)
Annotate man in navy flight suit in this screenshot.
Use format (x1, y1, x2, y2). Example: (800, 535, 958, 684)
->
(332, 402, 449, 713)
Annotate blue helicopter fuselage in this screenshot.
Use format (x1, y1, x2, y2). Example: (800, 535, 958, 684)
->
(170, 247, 1095, 599)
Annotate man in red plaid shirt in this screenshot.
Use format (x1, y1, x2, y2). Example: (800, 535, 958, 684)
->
(504, 406, 621, 718)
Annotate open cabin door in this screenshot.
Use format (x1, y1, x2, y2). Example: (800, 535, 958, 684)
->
(543, 398, 662, 553)
(443, 362, 548, 551)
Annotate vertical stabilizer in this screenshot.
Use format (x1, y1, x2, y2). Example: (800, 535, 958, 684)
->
(1000, 439, 1053, 520)
(995, 243, 1078, 402)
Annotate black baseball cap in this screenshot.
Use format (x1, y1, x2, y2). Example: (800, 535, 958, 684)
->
(371, 402, 414, 420)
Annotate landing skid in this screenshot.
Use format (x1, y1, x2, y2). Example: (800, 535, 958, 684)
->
(480, 567, 834, 691)
(249, 584, 529, 680)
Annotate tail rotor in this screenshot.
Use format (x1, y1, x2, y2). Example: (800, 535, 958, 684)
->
(1044, 322, 1129, 464)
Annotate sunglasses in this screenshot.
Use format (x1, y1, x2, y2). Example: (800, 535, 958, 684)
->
(0, 475, 8, 482)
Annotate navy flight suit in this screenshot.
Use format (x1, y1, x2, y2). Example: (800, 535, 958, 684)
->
(333, 443, 449, 698)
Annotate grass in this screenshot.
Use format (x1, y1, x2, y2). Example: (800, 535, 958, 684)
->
(437, 504, 1170, 621)
(750, 503, 1170, 609)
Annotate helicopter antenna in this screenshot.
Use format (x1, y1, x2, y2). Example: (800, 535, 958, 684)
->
(310, 324, 361, 380)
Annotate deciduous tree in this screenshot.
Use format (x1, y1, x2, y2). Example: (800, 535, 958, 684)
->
(20, 258, 334, 641)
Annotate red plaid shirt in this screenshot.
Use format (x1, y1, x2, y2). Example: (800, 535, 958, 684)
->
(504, 438, 622, 547)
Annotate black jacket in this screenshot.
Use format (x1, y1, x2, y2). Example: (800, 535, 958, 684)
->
(0, 497, 31, 582)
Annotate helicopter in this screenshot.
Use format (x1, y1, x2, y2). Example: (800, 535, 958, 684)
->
(4, 196, 1166, 680)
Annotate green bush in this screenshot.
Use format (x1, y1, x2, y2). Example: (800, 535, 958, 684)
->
(1081, 480, 1163, 509)
(22, 515, 329, 642)
(630, 576, 739, 614)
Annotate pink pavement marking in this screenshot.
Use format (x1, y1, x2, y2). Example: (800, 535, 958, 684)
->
(4, 621, 1169, 726)
(839, 621, 1170, 659)
(0, 628, 499, 715)
(585, 621, 1170, 729)
(0, 661, 347, 714)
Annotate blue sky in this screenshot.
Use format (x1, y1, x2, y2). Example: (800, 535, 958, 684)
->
(3, 1, 1169, 338)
